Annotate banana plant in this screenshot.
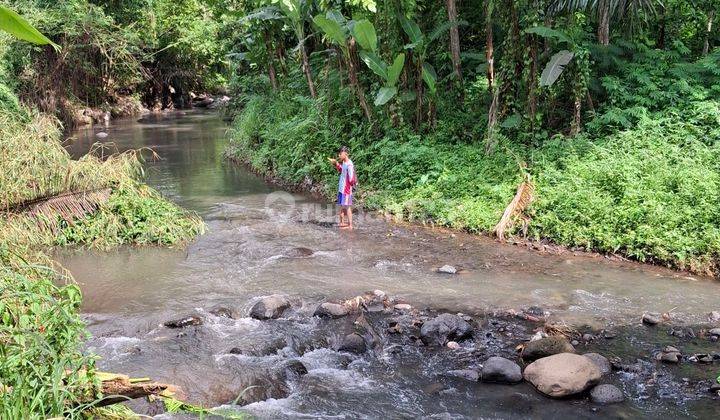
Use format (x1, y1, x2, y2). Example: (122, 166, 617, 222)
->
(350, 19, 405, 106)
(272, 0, 316, 98)
(0, 4, 59, 50)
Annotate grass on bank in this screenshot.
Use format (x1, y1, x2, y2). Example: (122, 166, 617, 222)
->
(226, 85, 720, 276)
(0, 97, 204, 417)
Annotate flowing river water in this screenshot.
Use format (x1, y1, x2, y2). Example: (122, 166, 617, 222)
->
(61, 111, 720, 418)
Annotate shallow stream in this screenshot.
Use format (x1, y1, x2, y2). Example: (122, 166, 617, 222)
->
(62, 111, 720, 418)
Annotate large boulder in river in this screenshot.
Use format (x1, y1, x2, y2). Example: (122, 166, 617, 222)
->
(338, 333, 366, 354)
(480, 357, 523, 384)
(521, 336, 575, 361)
(523, 353, 602, 398)
(420, 313, 473, 346)
(250, 295, 291, 320)
(314, 302, 349, 318)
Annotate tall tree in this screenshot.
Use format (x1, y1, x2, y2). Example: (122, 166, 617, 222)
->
(445, 0, 463, 84)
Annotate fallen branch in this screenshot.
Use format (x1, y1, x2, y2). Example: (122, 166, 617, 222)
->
(92, 372, 177, 407)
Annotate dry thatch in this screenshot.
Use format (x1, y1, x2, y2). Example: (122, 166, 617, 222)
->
(9, 188, 111, 234)
(494, 171, 534, 240)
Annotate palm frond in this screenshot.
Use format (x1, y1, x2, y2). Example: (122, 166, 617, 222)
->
(494, 173, 534, 240)
(10, 188, 111, 233)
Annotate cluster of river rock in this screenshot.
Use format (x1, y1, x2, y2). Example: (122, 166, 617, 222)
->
(160, 289, 720, 410)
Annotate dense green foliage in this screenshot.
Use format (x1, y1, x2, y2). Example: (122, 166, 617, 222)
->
(226, 0, 720, 275)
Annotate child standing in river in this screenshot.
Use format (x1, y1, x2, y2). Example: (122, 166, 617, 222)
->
(328, 146, 357, 230)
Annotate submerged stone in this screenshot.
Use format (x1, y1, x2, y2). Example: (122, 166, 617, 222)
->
(250, 294, 291, 320)
(480, 357, 523, 384)
(437, 265, 457, 274)
(314, 302, 349, 318)
(420, 313, 473, 346)
(210, 307, 233, 318)
(338, 333, 366, 354)
(164, 315, 202, 328)
(642, 312, 661, 325)
(447, 369, 480, 382)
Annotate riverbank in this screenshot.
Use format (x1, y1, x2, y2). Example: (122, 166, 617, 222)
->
(225, 84, 720, 278)
(0, 99, 204, 416)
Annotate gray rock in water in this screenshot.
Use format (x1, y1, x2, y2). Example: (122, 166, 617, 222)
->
(521, 336, 575, 361)
(419, 313, 473, 346)
(642, 312, 661, 325)
(250, 294, 291, 320)
(210, 307, 233, 318)
(284, 247, 314, 258)
(95, 131, 109, 138)
(480, 356, 522, 384)
(447, 369, 480, 382)
(708, 328, 720, 337)
(163, 315, 202, 328)
(583, 353, 612, 376)
(437, 265, 457, 274)
(708, 311, 720, 322)
(338, 333, 366, 354)
(524, 353, 602, 398)
(590, 384, 625, 404)
(314, 302, 349, 318)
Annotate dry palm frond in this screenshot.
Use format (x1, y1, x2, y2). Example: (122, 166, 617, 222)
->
(543, 322, 578, 338)
(10, 188, 111, 234)
(494, 171, 535, 240)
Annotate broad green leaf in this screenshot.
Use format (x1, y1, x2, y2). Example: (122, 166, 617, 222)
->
(326, 10, 346, 26)
(540, 50, 574, 87)
(313, 15, 347, 47)
(374, 86, 397, 106)
(351, 19, 377, 52)
(524, 26, 573, 45)
(398, 16, 423, 45)
(421, 62, 437, 93)
(500, 113, 522, 129)
(386, 53, 405, 86)
(0, 5, 59, 50)
(359, 50, 388, 80)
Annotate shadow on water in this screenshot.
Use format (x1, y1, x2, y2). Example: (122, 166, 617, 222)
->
(60, 111, 720, 418)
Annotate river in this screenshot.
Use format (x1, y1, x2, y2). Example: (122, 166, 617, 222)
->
(61, 111, 720, 418)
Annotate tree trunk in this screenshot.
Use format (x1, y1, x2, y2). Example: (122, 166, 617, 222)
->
(485, 4, 494, 93)
(597, 0, 611, 46)
(445, 0, 463, 86)
(657, 5, 666, 49)
(703, 10, 715, 56)
(347, 39, 372, 122)
(300, 44, 317, 99)
(570, 93, 582, 135)
(528, 36, 538, 131)
(264, 32, 278, 91)
(415, 57, 424, 129)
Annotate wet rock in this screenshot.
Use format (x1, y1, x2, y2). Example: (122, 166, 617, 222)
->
(571, 340, 580, 346)
(688, 354, 713, 363)
(642, 312, 661, 325)
(250, 295, 291, 320)
(480, 357, 522, 384)
(419, 313, 473, 346)
(525, 306, 545, 316)
(521, 336, 575, 361)
(373, 290, 387, 299)
(366, 302, 386, 313)
(708, 328, 720, 337)
(523, 353, 602, 398)
(656, 346, 681, 364)
(710, 383, 720, 393)
(437, 265, 457, 274)
(446, 369, 480, 382)
(582, 333, 594, 342)
(590, 384, 625, 404)
(314, 302, 349, 318)
(602, 330, 617, 339)
(277, 359, 308, 378)
(284, 247, 314, 258)
(163, 315, 202, 328)
(95, 131, 109, 139)
(583, 353, 612, 376)
(394, 304, 412, 311)
(708, 311, 720, 322)
(446, 341, 460, 350)
(669, 326, 695, 338)
(338, 333, 366, 354)
(210, 307, 233, 318)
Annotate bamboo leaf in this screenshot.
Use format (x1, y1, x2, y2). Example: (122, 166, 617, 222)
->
(386, 53, 405, 86)
(351, 19, 377, 52)
(0, 5, 59, 50)
(374, 86, 397, 106)
(359, 51, 388, 81)
(540, 50, 575, 87)
(313, 15, 347, 47)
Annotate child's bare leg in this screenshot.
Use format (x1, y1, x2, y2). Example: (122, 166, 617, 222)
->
(338, 207, 347, 227)
(340, 207, 353, 229)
